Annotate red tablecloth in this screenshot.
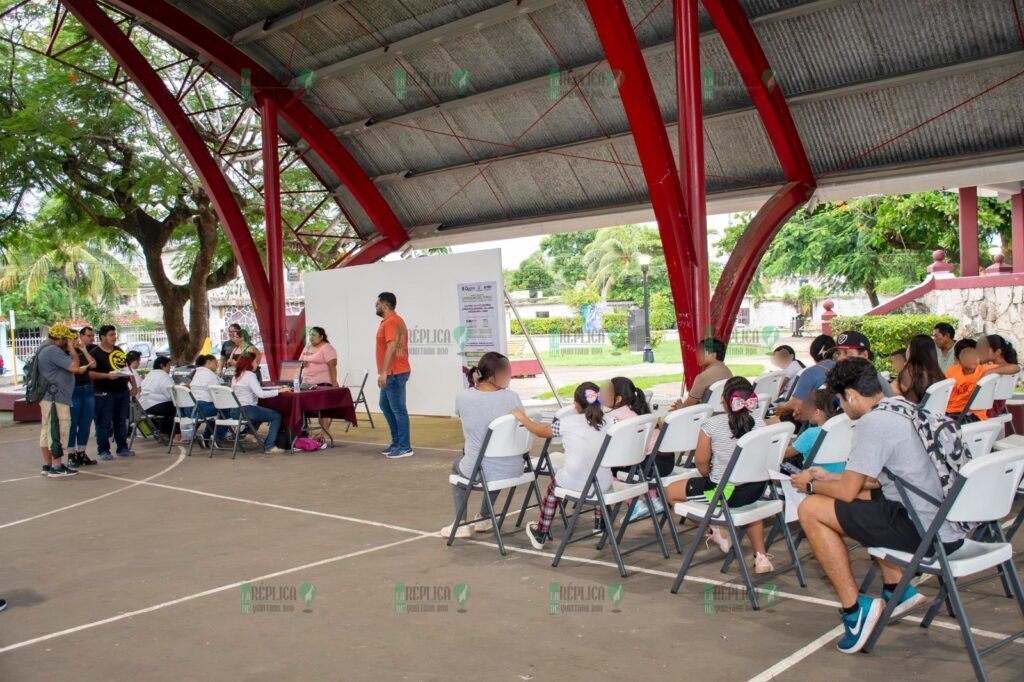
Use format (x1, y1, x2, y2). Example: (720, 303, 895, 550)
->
(259, 387, 357, 434)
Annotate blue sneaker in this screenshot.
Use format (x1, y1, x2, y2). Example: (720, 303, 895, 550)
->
(837, 595, 883, 654)
(882, 584, 928, 619)
(115, 449, 135, 458)
(380, 444, 397, 455)
(98, 452, 114, 461)
(386, 448, 414, 459)
(628, 499, 650, 522)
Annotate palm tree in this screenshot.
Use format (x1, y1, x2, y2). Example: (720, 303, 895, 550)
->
(0, 239, 137, 321)
(583, 225, 662, 298)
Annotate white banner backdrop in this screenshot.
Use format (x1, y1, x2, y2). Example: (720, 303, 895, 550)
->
(302, 249, 505, 417)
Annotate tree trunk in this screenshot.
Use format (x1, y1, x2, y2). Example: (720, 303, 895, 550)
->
(865, 283, 880, 308)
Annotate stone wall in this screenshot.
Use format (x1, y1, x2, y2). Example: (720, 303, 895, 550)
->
(891, 285, 1024, 349)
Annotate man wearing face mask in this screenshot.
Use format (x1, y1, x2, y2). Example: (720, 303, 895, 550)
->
(375, 292, 412, 459)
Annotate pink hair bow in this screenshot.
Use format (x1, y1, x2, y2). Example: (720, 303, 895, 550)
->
(729, 392, 759, 413)
(584, 389, 601, 405)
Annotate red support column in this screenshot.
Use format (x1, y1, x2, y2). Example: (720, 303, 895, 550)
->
(675, 0, 709, 341)
(1012, 192, 1024, 273)
(959, 186, 980, 277)
(259, 94, 285, 380)
(61, 0, 275, 351)
(584, 0, 702, 388)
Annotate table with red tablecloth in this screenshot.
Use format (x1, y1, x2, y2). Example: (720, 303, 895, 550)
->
(258, 387, 357, 435)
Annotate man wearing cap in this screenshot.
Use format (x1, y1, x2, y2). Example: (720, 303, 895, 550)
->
(771, 334, 836, 422)
(830, 331, 894, 397)
(36, 324, 82, 477)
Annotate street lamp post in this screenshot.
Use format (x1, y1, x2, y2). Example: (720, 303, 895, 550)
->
(639, 254, 654, 363)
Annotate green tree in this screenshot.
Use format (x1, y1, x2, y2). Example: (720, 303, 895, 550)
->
(540, 230, 597, 286)
(583, 225, 667, 301)
(506, 251, 555, 294)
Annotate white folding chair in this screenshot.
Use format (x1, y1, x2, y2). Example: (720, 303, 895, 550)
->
(802, 413, 854, 470)
(670, 422, 806, 610)
(859, 448, 1024, 680)
(342, 369, 373, 430)
(993, 372, 1020, 433)
(921, 378, 956, 415)
(447, 414, 537, 556)
(127, 395, 160, 449)
(551, 414, 663, 577)
(643, 388, 653, 404)
(515, 405, 576, 529)
(649, 395, 678, 418)
(960, 420, 1003, 459)
(956, 374, 1001, 425)
(779, 366, 807, 403)
(753, 370, 786, 401)
(701, 379, 728, 413)
(170, 385, 211, 456)
(755, 392, 771, 420)
(208, 385, 261, 459)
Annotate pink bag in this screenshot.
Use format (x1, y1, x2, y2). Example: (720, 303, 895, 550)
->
(292, 437, 322, 451)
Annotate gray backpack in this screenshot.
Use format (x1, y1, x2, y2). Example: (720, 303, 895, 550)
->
(23, 346, 52, 404)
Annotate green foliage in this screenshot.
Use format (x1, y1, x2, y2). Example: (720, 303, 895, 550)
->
(506, 251, 556, 294)
(509, 316, 583, 335)
(601, 312, 629, 350)
(649, 292, 676, 330)
(831, 313, 957, 372)
(561, 285, 601, 315)
(650, 330, 664, 348)
(540, 231, 597, 286)
(876, 275, 911, 296)
(583, 225, 669, 303)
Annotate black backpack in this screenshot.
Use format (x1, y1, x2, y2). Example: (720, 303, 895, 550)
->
(24, 345, 53, 404)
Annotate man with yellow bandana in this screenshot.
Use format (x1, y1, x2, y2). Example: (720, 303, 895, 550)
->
(36, 324, 81, 477)
(89, 325, 134, 459)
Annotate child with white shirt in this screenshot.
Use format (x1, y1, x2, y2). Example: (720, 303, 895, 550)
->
(512, 381, 612, 549)
(190, 354, 225, 445)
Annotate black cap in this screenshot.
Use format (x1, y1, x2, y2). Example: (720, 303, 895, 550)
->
(829, 331, 871, 357)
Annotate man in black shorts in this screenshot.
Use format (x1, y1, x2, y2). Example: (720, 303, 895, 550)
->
(791, 358, 965, 655)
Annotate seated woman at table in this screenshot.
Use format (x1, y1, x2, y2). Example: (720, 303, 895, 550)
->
(139, 356, 177, 439)
(301, 326, 339, 386)
(231, 355, 287, 454)
(190, 354, 226, 445)
(442, 352, 523, 539)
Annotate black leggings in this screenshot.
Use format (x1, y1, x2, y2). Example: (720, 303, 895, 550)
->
(612, 453, 676, 479)
(145, 401, 177, 435)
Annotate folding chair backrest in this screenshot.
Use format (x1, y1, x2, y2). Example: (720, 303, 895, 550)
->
(780, 367, 806, 401)
(171, 385, 196, 411)
(209, 385, 240, 411)
(649, 396, 677, 418)
(702, 379, 727, 412)
(994, 372, 1019, 401)
(808, 414, 854, 466)
(643, 388, 653, 403)
(921, 378, 955, 415)
(599, 414, 658, 468)
(965, 373, 1001, 413)
(726, 422, 796, 484)
(482, 414, 534, 458)
(553, 405, 577, 421)
(755, 393, 771, 420)
(753, 370, 786, 400)
(946, 447, 1024, 523)
(959, 420, 1004, 459)
(657, 404, 713, 453)
(344, 369, 369, 391)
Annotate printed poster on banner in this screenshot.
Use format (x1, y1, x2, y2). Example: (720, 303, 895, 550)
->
(456, 281, 501, 367)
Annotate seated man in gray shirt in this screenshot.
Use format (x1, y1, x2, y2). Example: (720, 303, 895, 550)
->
(791, 358, 965, 655)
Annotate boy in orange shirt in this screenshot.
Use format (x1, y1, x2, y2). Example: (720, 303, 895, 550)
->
(945, 339, 996, 421)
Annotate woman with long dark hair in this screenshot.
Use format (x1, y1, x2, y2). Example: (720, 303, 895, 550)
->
(977, 334, 1022, 417)
(664, 376, 775, 574)
(444, 352, 524, 538)
(895, 334, 946, 403)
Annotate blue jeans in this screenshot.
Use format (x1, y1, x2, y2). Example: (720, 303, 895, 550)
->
(195, 401, 231, 440)
(95, 391, 129, 454)
(68, 384, 95, 451)
(379, 371, 411, 450)
(241, 405, 282, 451)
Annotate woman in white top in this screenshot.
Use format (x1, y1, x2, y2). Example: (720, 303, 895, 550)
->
(772, 345, 805, 395)
(190, 354, 224, 443)
(140, 356, 176, 437)
(512, 381, 612, 550)
(664, 376, 774, 574)
(231, 355, 287, 453)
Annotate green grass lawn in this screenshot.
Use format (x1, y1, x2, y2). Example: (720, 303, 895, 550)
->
(533, 364, 764, 399)
(512, 342, 768, 368)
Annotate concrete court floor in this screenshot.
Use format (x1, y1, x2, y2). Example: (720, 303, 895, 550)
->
(0, 415, 1022, 681)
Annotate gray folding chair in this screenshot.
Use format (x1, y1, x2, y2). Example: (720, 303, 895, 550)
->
(342, 369, 373, 430)
(127, 396, 160, 449)
(170, 385, 213, 456)
(208, 385, 262, 459)
(551, 414, 664, 578)
(447, 414, 538, 556)
(859, 448, 1024, 681)
(671, 422, 806, 610)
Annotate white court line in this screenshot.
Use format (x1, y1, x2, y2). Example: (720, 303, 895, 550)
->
(332, 438, 462, 453)
(0, 453, 186, 531)
(0, 476, 38, 484)
(747, 625, 844, 682)
(0, 534, 430, 655)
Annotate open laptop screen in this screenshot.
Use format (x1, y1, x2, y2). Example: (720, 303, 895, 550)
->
(278, 361, 302, 384)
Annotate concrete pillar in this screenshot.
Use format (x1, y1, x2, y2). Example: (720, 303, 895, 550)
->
(959, 186, 979, 277)
(821, 299, 836, 336)
(1013, 191, 1024, 273)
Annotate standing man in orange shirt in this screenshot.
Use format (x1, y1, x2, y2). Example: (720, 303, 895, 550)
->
(375, 292, 413, 458)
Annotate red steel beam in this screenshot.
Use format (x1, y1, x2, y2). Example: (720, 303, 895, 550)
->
(61, 0, 275, 349)
(102, 0, 408, 255)
(703, 0, 816, 342)
(584, 0, 702, 388)
(959, 186, 980, 277)
(1013, 192, 1024, 273)
(260, 93, 286, 380)
(675, 0, 710, 340)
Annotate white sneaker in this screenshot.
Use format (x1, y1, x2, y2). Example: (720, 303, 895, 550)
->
(705, 527, 732, 554)
(754, 552, 775, 574)
(440, 523, 472, 539)
(264, 447, 286, 454)
(472, 517, 493, 533)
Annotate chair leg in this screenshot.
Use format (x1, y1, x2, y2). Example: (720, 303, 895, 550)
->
(646, 491, 670, 559)
(167, 421, 176, 454)
(724, 519, 759, 610)
(599, 498, 629, 578)
(1006, 503, 1024, 541)
(943, 572, 989, 682)
(516, 478, 544, 528)
(859, 562, 880, 594)
(480, 489, 506, 556)
(672, 512, 712, 593)
(494, 487, 516, 531)
(720, 527, 747, 574)
(552, 500, 583, 568)
(920, 579, 948, 628)
(777, 512, 807, 587)
(447, 484, 472, 547)
(186, 425, 196, 457)
(363, 397, 375, 428)
(231, 427, 240, 460)
(864, 561, 921, 654)
(656, 484, 683, 554)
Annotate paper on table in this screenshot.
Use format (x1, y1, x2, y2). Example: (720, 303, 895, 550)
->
(770, 470, 807, 523)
